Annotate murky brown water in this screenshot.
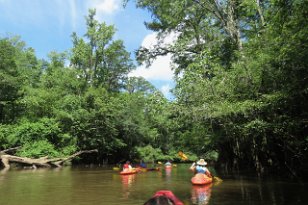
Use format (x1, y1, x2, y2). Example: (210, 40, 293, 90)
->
(0, 164, 307, 205)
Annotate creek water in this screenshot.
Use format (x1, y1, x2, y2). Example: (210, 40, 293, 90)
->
(0, 164, 307, 205)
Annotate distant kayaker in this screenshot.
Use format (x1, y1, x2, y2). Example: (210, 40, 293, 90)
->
(144, 190, 184, 205)
(190, 159, 212, 177)
(139, 160, 147, 168)
(165, 161, 172, 166)
(123, 161, 132, 171)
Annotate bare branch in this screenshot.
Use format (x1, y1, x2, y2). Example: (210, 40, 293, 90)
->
(0, 146, 21, 154)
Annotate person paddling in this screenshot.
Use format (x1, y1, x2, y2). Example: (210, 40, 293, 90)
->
(139, 160, 147, 168)
(165, 160, 172, 166)
(123, 161, 132, 171)
(190, 159, 212, 177)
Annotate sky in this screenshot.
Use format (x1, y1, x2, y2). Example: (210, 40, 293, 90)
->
(0, 0, 175, 99)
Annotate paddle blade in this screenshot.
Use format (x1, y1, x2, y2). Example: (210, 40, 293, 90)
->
(213, 176, 223, 182)
(178, 151, 188, 161)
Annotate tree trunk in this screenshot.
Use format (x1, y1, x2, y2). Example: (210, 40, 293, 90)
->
(193, 0, 243, 51)
(227, 0, 242, 50)
(0, 149, 98, 170)
(256, 0, 265, 27)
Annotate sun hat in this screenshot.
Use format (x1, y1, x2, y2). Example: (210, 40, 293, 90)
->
(196, 159, 207, 166)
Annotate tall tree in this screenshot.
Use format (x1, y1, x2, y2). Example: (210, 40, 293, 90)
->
(0, 37, 39, 123)
(70, 9, 135, 92)
(131, 0, 308, 178)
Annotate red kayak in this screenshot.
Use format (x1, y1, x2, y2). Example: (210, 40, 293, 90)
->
(191, 173, 213, 185)
(120, 169, 137, 175)
(152, 190, 184, 205)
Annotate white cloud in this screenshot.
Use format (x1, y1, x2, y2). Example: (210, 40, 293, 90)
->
(128, 32, 178, 100)
(129, 32, 178, 81)
(87, 0, 121, 18)
(129, 54, 174, 81)
(141, 32, 178, 48)
(141, 32, 157, 48)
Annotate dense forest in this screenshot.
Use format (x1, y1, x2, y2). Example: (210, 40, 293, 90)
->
(0, 0, 307, 179)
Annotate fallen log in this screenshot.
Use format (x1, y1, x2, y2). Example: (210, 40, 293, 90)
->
(0, 149, 98, 169)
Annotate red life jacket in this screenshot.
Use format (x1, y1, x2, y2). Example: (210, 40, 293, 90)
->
(123, 164, 129, 169)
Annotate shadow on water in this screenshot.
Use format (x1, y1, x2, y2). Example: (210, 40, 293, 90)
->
(0, 164, 307, 205)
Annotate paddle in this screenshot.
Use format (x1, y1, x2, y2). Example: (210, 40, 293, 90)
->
(206, 169, 223, 182)
(213, 176, 223, 182)
(178, 151, 188, 161)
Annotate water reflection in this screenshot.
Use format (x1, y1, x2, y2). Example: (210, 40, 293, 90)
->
(191, 184, 212, 205)
(0, 167, 9, 175)
(165, 168, 172, 177)
(1, 165, 307, 205)
(165, 167, 172, 185)
(121, 174, 136, 199)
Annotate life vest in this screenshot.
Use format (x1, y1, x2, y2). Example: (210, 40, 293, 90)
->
(196, 165, 206, 173)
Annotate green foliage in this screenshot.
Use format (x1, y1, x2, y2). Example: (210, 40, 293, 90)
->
(1, 1, 307, 179)
(0, 38, 23, 123)
(1, 118, 76, 157)
(0, 124, 15, 149)
(132, 0, 308, 178)
(0, 11, 174, 164)
(203, 150, 219, 162)
(16, 140, 59, 158)
(12, 118, 59, 143)
(136, 145, 175, 162)
(15, 140, 76, 158)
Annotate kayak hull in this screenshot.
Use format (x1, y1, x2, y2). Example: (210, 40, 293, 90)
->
(120, 169, 137, 175)
(191, 173, 213, 185)
(137, 167, 160, 172)
(146, 167, 160, 171)
(153, 190, 184, 205)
